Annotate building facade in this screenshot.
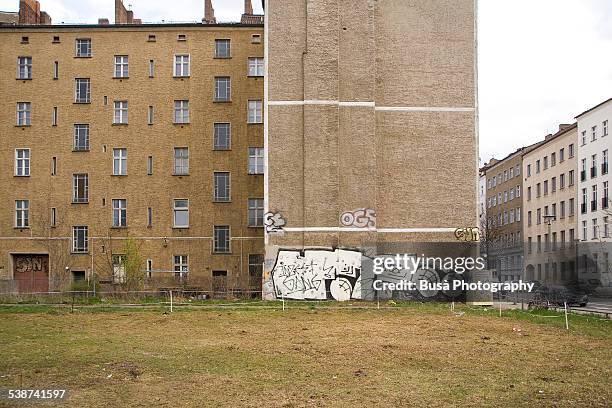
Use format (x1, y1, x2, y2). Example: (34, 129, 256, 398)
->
(576, 98, 611, 286)
(523, 124, 578, 284)
(0, 12, 265, 293)
(264, 0, 478, 299)
(484, 150, 527, 282)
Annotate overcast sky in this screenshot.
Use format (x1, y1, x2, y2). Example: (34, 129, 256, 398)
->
(1, 0, 610, 165)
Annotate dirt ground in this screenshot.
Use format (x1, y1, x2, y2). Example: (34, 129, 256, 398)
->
(0, 305, 610, 407)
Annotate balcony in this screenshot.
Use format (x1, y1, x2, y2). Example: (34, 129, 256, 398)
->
(580, 170, 586, 182)
(591, 200, 597, 212)
(603, 163, 609, 175)
(591, 167, 597, 178)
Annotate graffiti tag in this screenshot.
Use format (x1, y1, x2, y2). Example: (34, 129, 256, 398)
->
(264, 212, 286, 234)
(340, 208, 376, 229)
(454, 227, 480, 242)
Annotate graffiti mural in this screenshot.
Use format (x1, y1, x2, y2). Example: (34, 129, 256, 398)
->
(454, 227, 480, 242)
(340, 208, 376, 229)
(270, 249, 362, 301)
(264, 212, 286, 234)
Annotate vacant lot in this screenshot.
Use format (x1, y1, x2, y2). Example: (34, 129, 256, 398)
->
(0, 303, 610, 407)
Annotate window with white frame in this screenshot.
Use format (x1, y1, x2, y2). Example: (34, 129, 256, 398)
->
(215, 39, 231, 58)
(173, 199, 189, 228)
(214, 172, 230, 201)
(113, 101, 128, 124)
(581, 131, 587, 145)
(112, 199, 127, 227)
(248, 147, 264, 174)
(16, 102, 31, 126)
(15, 148, 30, 176)
(112, 254, 126, 283)
(75, 78, 91, 103)
(113, 148, 127, 175)
(75, 39, 91, 57)
(248, 198, 264, 227)
(74, 124, 89, 151)
(174, 100, 190, 123)
(214, 77, 231, 101)
(174, 147, 189, 175)
(604, 120, 609, 137)
(174, 54, 190, 77)
(114, 55, 129, 78)
(15, 200, 29, 228)
(214, 123, 231, 150)
(248, 100, 262, 123)
(592, 126, 597, 141)
(174, 255, 189, 277)
(72, 173, 89, 203)
(72, 226, 89, 253)
(214, 226, 230, 253)
(17, 56, 32, 79)
(248, 57, 264, 76)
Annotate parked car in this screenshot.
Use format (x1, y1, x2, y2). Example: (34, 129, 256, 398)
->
(529, 285, 588, 308)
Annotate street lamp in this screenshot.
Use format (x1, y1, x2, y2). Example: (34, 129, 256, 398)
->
(544, 213, 555, 284)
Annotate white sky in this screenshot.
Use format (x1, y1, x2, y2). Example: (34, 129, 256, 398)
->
(1, 0, 610, 165)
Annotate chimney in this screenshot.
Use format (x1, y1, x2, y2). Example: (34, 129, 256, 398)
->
(203, 0, 216, 24)
(558, 124, 571, 132)
(98, 18, 110, 25)
(244, 0, 253, 15)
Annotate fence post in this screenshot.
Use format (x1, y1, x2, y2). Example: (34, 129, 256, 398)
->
(564, 302, 569, 330)
(169, 290, 173, 313)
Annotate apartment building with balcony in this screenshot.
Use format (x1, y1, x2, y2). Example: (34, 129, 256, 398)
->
(0, 0, 265, 293)
(576, 98, 611, 286)
(523, 124, 578, 284)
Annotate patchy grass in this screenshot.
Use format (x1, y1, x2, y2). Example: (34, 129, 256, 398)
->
(0, 305, 610, 407)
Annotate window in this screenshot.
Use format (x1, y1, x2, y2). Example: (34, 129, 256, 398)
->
(147, 207, 153, 227)
(592, 219, 598, 239)
(248, 147, 264, 174)
(15, 148, 30, 176)
(604, 120, 609, 137)
(560, 173, 565, 189)
(515, 164, 520, 176)
(50, 208, 56, 227)
(214, 172, 231, 201)
(214, 226, 230, 253)
(605, 217, 610, 238)
(582, 221, 588, 240)
(248, 57, 264, 76)
(174, 100, 190, 123)
(17, 56, 32, 79)
(15, 200, 29, 228)
(559, 148, 565, 162)
(560, 201, 565, 218)
(74, 124, 89, 151)
(72, 174, 89, 203)
(536, 160, 540, 173)
(569, 170, 575, 186)
(249, 254, 264, 286)
(112, 199, 127, 227)
(251, 34, 261, 44)
(72, 226, 89, 253)
(214, 123, 231, 150)
(581, 158, 587, 181)
(248, 100, 263, 123)
(17, 102, 31, 126)
(604, 181, 609, 208)
(112, 255, 126, 283)
(173, 199, 189, 228)
(21, 36, 28, 43)
(52, 106, 58, 126)
(592, 185, 598, 211)
(174, 147, 189, 175)
(248, 198, 264, 227)
(569, 143, 575, 158)
(214, 77, 231, 101)
(174, 54, 190, 77)
(528, 211, 532, 227)
(174, 255, 189, 278)
(149, 59, 155, 77)
(543, 156, 548, 170)
(114, 55, 129, 78)
(581, 131, 587, 145)
(215, 39, 231, 58)
(113, 148, 127, 175)
(527, 164, 531, 177)
(537, 208, 541, 225)
(147, 156, 153, 175)
(75, 78, 91, 103)
(603, 149, 609, 175)
(536, 183, 541, 197)
(178, 34, 187, 41)
(75, 39, 91, 57)
(148, 34, 156, 42)
(114, 101, 128, 124)
(527, 186, 531, 201)
(582, 188, 588, 213)
(592, 126, 597, 141)
(551, 152, 556, 167)
(51, 157, 57, 176)
(53, 61, 58, 79)
(148, 106, 154, 125)
(551, 177, 556, 192)
(516, 207, 521, 222)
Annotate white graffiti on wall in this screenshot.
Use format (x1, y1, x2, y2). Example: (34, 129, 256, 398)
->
(340, 208, 376, 229)
(271, 249, 362, 301)
(264, 212, 286, 234)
